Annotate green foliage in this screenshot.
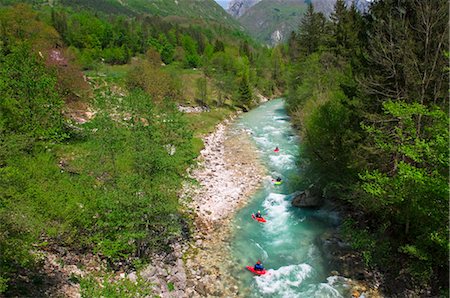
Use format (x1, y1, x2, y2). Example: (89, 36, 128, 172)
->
(287, 0, 449, 294)
(0, 43, 65, 158)
(80, 273, 153, 297)
(167, 281, 175, 292)
(0, 2, 288, 295)
(0, 4, 60, 53)
(0, 89, 195, 293)
(342, 219, 376, 266)
(182, 35, 200, 68)
(126, 58, 180, 102)
(297, 3, 328, 56)
(236, 73, 253, 108)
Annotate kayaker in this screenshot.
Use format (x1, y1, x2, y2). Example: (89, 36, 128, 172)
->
(254, 260, 264, 271)
(274, 146, 279, 152)
(255, 210, 262, 218)
(276, 177, 282, 182)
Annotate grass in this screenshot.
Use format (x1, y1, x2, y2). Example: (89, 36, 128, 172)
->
(185, 108, 235, 136)
(185, 107, 236, 155)
(85, 63, 132, 86)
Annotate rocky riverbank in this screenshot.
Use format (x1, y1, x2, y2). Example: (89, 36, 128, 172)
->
(131, 116, 266, 297)
(180, 116, 266, 297)
(28, 114, 265, 298)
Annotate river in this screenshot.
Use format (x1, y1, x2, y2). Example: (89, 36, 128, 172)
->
(227, 99, 350, 297)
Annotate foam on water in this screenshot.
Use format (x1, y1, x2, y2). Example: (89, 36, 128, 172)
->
(262, 193, 290, 234)
(269, 153, 295, 170)
(230, 99, 347, 297)
(255, 263, 313, 296)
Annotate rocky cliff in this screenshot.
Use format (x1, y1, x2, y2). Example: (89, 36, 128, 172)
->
(227, 0, 261, 18)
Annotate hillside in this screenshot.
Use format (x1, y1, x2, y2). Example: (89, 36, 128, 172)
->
(69, 0, 238, 27)
(238, 0, 307, 46)
(0, 0, 242, 29)
(228, 0, 370, 45)
(227, 0, 261, 17)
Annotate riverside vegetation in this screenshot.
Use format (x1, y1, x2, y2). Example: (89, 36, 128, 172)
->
(286, 0, 448, 296)
(0, 2, 283, 296)
(0, 0, 448, 296)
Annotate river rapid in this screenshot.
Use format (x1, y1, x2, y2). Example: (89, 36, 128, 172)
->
(227, 99, 351, 297)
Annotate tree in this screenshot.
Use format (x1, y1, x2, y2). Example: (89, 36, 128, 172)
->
(0, 44, 64, 146)
(195, 76, 207, 106)
(213, 39, 225, 52)
(297, 3, 328, 56)
(359, 101, 448, 283)
(182, 35, 200, 68)
(0, 4, 60, 53)
(51, 9, 68, 42)
(270, 46, 285, 89)
(361, 0, 448, 110)
(237, 73, 253, 108)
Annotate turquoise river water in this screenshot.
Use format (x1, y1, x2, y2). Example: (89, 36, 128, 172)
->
(227, 99, 350, 297)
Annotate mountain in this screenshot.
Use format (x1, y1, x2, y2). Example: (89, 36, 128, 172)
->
(310, 0, 370, 16)
(227, 0, 261, 17)
(1, 0, 241, 29)
(228, 0, 371, 46)
(237, 0, 307, 46)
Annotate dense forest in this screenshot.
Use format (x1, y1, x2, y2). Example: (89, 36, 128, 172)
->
(0, 2, 284, 295)
(286, 0, 448, 295)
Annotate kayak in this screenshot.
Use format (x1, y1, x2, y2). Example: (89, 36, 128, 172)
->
(252, 214, 266, 223)
(274, 149, 279, 153)
(246, 266, 267, 275)
(274, 181, 282, 185)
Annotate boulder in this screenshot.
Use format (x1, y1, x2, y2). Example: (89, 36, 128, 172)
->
(291, 188, 322, 208)
(127, 272, 137, 283)
(317, 232, 366, 281)
(140, 264, 156, 281)
(195, 282, 207, 296)
(169, 272, 187, 290)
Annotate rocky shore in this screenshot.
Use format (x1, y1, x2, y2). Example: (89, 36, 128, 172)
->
(130, 115, 266, 297)
(180, 116, 266, 297)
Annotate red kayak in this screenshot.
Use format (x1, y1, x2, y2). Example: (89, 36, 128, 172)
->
(246, 266, 267, 275)
(252, 214, 266, 223)
(274, 148, 279, 153)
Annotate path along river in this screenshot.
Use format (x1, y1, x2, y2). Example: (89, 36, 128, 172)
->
(226, 98, 351, 297)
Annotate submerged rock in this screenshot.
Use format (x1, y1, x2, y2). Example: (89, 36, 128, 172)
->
(317, 231, 369, 282)
(291, 188, 323, 208)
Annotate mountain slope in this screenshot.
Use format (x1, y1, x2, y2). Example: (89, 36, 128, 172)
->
(0, 0, 241, 29)
(227, 0, 261, 17)
(309, 0, 370, 16)
(231, 0, 370, 46)
(238, 0, 307, 46)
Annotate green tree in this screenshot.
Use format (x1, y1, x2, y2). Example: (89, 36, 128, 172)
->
(236, 73, 253, 108)
(195, 76, 208, 105)
(359, 101, 448, 283)
(182, 35, 200, 68)
(297, 3, 327, 56)
(0, 44, 64, 148)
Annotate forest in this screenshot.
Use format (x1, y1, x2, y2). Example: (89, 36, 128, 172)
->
(286, 0, 448, 295)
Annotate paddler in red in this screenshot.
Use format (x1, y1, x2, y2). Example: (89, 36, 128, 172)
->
(254, 260, 264, 272)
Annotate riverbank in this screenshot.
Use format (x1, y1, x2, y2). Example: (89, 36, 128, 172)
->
(181, 115, 266, 297)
